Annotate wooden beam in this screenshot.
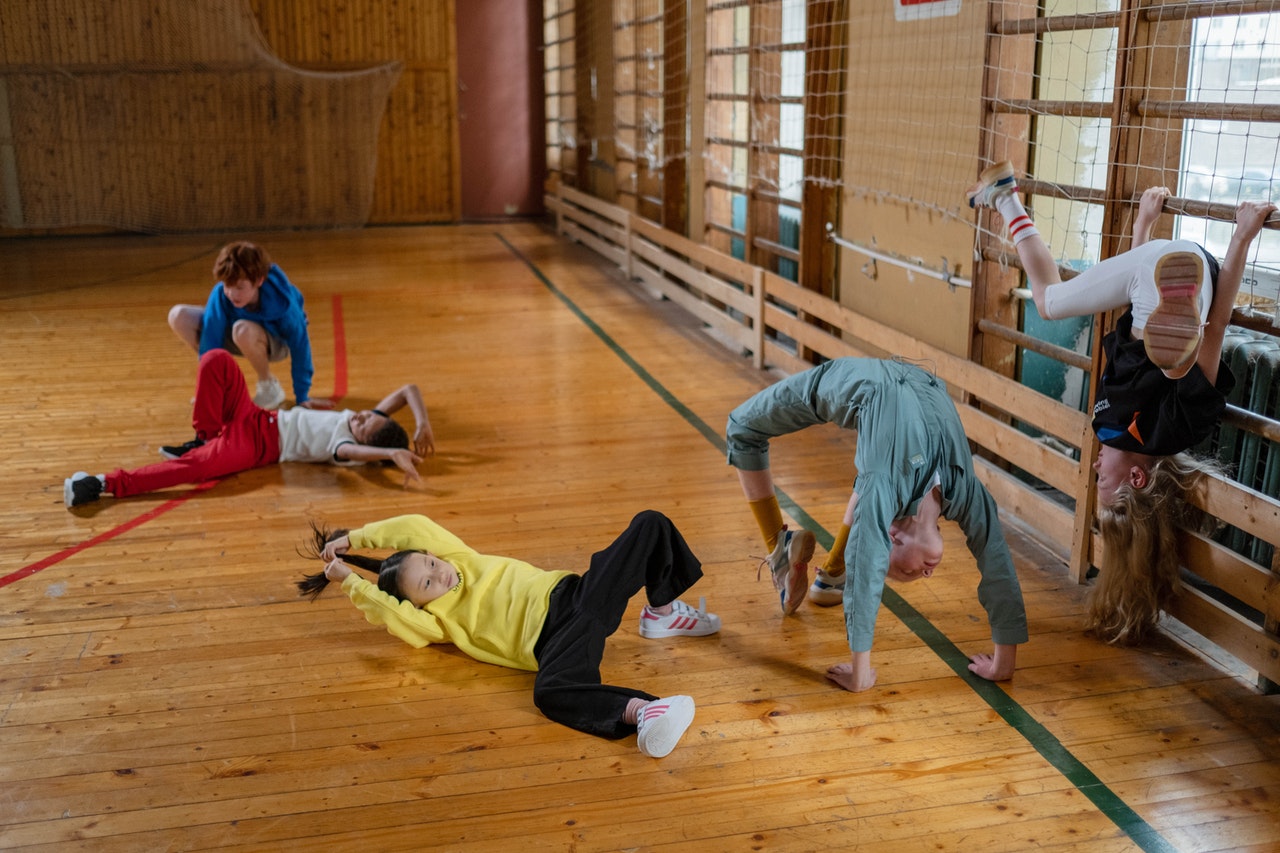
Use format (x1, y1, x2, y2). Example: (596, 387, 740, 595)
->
(663, 0, 689, 234)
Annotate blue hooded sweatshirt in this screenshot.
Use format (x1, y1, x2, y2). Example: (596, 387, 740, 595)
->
(198, 264, 315, 404)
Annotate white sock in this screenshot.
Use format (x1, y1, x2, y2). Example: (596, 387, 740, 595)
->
(995, 192, 1039, 246)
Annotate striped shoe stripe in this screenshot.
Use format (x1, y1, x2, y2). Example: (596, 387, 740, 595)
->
(642, 703, 670, 721)
(1155, 283, 1198, 299)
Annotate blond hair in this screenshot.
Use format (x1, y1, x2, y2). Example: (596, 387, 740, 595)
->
(1087, 451, 1224, 645)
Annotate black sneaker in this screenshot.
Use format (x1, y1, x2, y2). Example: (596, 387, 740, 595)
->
(159, 437, 205, 460)
(64, 472, 103, 507)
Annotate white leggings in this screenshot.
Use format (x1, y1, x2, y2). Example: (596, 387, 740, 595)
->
(1042, 239, 1213, 330)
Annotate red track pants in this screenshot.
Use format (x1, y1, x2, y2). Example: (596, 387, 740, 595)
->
(106, 350, 282, 497)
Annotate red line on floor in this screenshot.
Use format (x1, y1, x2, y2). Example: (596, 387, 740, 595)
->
(3, 481, 219, 589)
(330, 294, 347, 404)
(9, 293, 350, 588)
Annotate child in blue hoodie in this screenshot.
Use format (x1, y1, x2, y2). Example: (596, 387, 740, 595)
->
(168, 241, 325, 414)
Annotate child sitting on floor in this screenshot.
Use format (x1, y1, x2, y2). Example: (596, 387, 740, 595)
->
(168, 241, 326, 410)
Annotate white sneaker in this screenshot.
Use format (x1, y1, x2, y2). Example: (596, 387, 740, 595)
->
(253, 376, 286, 409)
(639, 598, 721, 639)
(807, 568, 845, 606)
(636, 695, 695, 758)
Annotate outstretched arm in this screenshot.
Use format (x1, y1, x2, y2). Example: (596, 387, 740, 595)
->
(1198, 200, 1277, 383)
(374, 383, 435, 456)
(348, 514, 473, 555)
(336, 443, 424, 487)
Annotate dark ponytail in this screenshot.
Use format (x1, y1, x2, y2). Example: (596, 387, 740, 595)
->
(296, 521, 384, 600)
(296, 520, 416, 603)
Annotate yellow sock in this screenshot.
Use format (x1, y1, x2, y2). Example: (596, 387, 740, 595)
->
(749, 495, 785, 550)
(821, 523, 850, 576)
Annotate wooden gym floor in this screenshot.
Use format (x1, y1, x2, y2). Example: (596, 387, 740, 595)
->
(0, 222, 1277, 852)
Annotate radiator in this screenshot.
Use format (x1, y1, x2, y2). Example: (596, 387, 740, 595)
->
(1204, 326, 1280, 567)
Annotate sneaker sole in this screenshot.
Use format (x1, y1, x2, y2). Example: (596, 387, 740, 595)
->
(1144, 251, 1204, 373)
(807, 584, 843, 607)
(637, 695, 695, 758)
(967, 160, 1017, 208)
(780, 529, 815, 616)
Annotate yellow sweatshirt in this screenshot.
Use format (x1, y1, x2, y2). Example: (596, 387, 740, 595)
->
(341, 514, 572, 671)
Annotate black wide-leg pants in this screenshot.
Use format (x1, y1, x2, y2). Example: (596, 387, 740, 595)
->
(532, 510, 703, 739)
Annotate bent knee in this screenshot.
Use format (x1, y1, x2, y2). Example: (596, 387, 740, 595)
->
(168, 304, 202, 333)
(631, 508, 670, 529)
(231, 319, 267, 344)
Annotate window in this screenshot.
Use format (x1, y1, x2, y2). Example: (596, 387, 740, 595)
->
(1179, 12, 1280, 306)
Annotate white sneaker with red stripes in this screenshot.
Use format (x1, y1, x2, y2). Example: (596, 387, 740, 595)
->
(638, 597, 721, 639)
(636, 695, 696, 758)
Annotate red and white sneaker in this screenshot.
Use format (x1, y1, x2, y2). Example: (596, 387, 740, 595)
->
(636, 695, 695, 758)
(639, 597, 721, 639)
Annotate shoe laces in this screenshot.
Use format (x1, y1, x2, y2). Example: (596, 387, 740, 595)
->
(753, 526, 789, 582)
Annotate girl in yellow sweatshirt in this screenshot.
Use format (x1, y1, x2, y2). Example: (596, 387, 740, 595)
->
(298, 511, 720, 758)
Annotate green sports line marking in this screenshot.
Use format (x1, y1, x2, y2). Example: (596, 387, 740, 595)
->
(497, 232, 1177, 853)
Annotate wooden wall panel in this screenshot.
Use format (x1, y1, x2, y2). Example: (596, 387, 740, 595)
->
(0, 1, 269, 65)
(249, 0, 460, 224)
(3, 67, 397, 232)
(0, 1, 405, 233)
(376, 68, 459, 222)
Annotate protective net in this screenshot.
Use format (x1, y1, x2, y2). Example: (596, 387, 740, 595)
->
(544, 0, 1280, 317)
(0, 1, 401, 233)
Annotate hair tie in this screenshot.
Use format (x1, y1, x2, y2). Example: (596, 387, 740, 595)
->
(373, 408, 389, 418)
